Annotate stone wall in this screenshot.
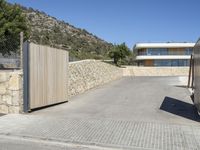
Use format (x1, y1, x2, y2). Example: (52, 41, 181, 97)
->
(68, 60, 123, 97)
(0, 61, 190, 114)
(123, 66, 189, 76)
(0, 60, 123, 113)
(0, 71, 23, 114)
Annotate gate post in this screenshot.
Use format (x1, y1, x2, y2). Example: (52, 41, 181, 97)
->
(23, 41, 30, 113)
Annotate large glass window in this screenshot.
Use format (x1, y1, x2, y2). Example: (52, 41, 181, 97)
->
(169, 49, 185, 55)
(154, 60, 171, 66)
(171, 60, 179, 66)
(153, 59, 189, 66)
(185, 48, 193, 55)
(138, 50, 147, 55)
(147, 48, 168, 55)
(137, 48, 193, 56)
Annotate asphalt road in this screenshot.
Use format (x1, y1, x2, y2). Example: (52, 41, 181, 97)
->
(32, 76, 197, 125)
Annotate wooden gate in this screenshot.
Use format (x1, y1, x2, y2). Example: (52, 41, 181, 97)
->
(23, 42, 68, 111)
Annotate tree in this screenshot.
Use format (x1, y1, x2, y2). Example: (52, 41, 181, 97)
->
(109, 43, 131, 65)
(0, 0, 29, 55)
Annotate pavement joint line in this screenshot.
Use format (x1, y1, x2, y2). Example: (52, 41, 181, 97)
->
(0, 134, 156, 150)
(0, 117, 200, 149)
(2, 114, 200, 127)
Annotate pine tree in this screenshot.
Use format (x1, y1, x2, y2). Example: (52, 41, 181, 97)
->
(0, 0, 29, 55)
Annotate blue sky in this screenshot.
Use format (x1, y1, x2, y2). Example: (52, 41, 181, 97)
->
(8, 0, 200, 48)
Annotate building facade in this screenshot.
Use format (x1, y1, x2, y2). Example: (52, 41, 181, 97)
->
(133, 43, 195, 66)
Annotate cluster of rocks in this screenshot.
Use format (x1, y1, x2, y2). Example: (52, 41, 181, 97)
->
(0, 71, 23, 114)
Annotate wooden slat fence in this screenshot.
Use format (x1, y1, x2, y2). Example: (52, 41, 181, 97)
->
(23, 42, 68, 111)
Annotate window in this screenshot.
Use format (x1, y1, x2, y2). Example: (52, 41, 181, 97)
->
(154, 60, 171, 66)
(171, 60, 179, 66)
(153, 59, 189, 66)
(138, 49, 147, 55)
(137, 48, 193, 56)
(185, 48, 193, 55)
(147, 48, 168, 55)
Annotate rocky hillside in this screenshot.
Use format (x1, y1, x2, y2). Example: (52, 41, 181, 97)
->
(20, 6, 113, 60)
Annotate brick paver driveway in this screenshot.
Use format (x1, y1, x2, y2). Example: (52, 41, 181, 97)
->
(0, 77, 200, 150)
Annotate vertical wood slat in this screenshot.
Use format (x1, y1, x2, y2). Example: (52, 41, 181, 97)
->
(28, 43, 68, 109)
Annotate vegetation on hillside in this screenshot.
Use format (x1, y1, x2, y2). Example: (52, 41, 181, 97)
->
(0, 0, 29, 55)
(1, 1, 135, 65)
(17, 5, 114, 60)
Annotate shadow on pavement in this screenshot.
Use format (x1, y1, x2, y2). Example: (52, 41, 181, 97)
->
(174, 85, 188, 88)
(0, 113, 5, 117)
(160, 96, 200, 122)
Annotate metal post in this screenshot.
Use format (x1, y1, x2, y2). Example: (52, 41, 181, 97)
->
(20, 32, 24, 69)
(192, 56, 194, 90)
(23, 41, 30, 113)
(188, 54, 192, 88)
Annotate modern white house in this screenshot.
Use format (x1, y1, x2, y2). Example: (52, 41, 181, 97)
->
(133, 42, 195, 66)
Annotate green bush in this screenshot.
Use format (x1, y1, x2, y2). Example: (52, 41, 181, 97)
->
(109, 43, 131, 66)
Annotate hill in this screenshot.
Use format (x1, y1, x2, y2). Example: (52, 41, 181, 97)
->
(19, 5, 113, 60)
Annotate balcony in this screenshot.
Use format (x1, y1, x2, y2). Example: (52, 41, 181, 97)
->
(137, 48, 193, 56)
(136, 55, 191, 60)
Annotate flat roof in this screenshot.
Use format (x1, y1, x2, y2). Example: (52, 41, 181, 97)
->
(134, 43, 195, 50)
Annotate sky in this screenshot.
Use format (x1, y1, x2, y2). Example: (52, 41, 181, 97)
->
(8, 0, 200, 48)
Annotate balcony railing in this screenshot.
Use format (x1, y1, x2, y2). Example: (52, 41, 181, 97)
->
(138, 51, 192, 56)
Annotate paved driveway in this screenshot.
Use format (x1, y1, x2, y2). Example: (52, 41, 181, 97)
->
(0, 77, 200, 150)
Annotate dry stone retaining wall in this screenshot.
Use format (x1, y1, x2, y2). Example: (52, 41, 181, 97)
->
(123, 66, 189, 76)
(0, 71, 23, 114)
(68, 60, 123, 97)
(0, 61, 190, 114)
(0, 60, 123, 114)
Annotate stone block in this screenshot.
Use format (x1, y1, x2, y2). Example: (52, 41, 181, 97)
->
(0, 105, 8, 114)
(8, 74, 20, 90)
(0, 83, 7, 95)
(0, 73, 9, 83)
(2, 95, 12, 105)
(0, 95, 3, 104)
(12, 91, 20, 106)
(8, 106, 20, 113)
